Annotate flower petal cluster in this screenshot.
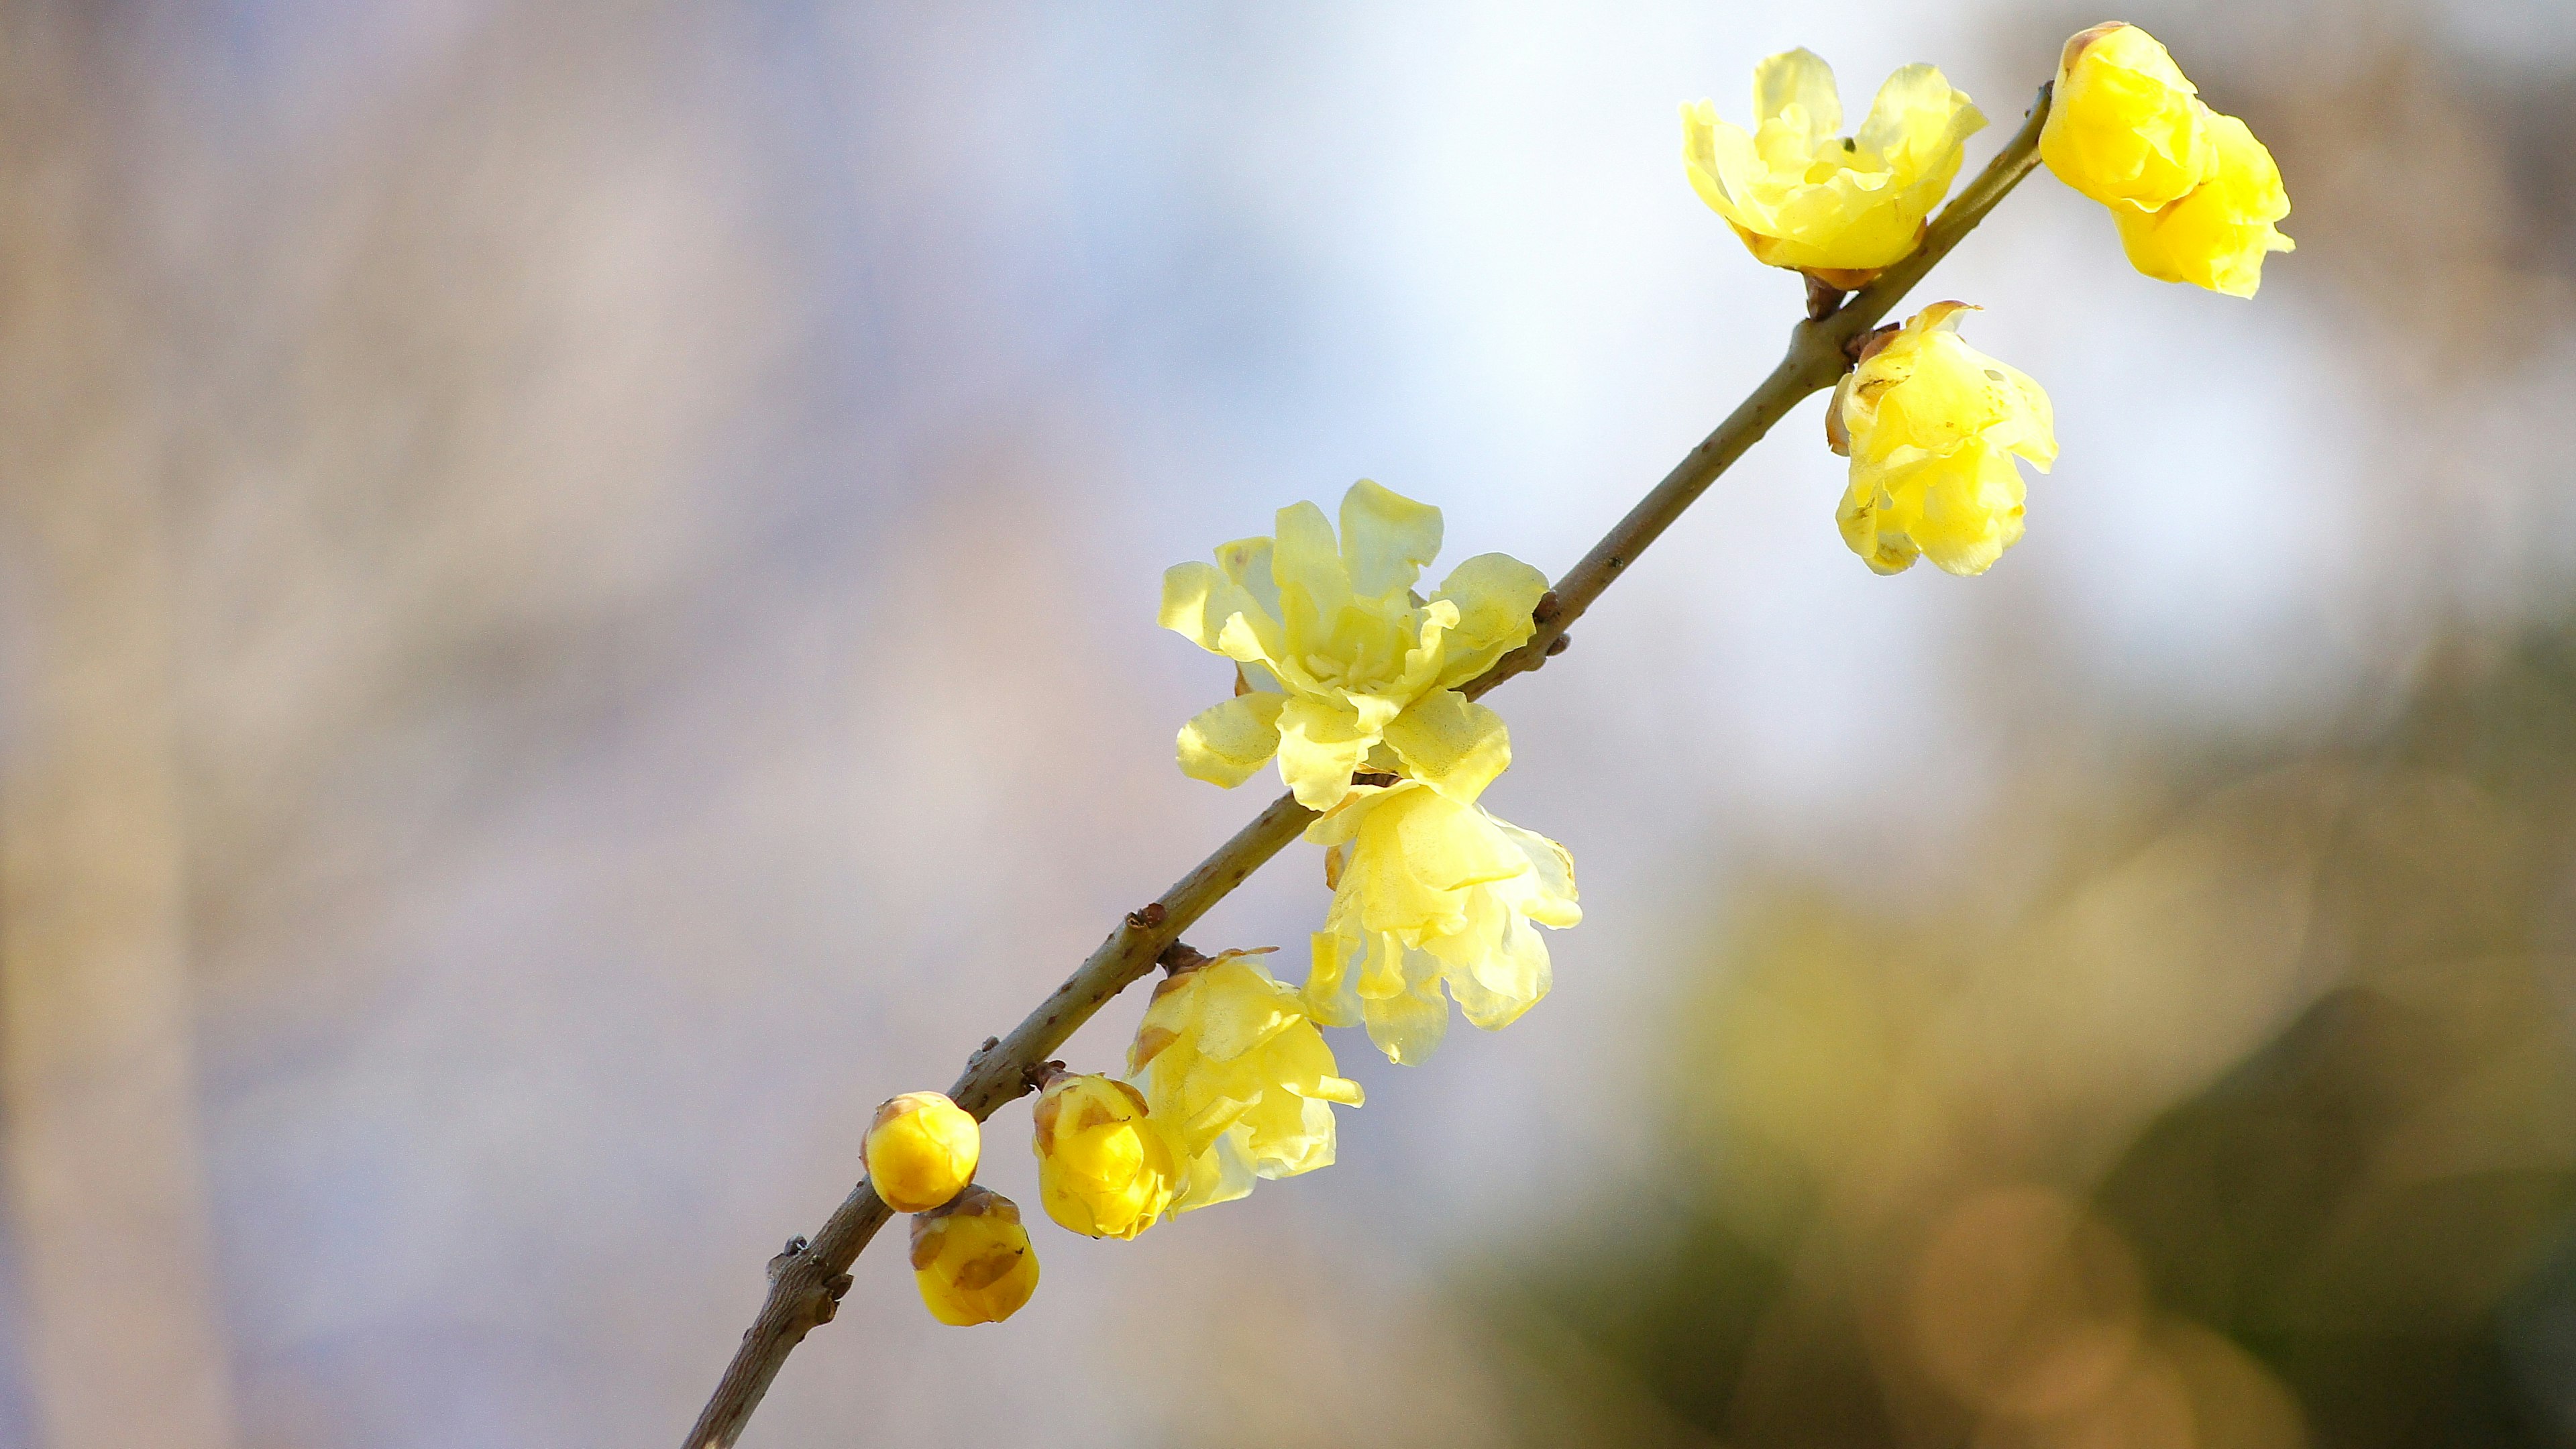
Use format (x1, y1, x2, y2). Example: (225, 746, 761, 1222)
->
(2112, 112, 2294, 299)
(1829, 303, 2056, 577)
(1161, 480, 1548, 812)
(863, 1091, 980, 1212)
(1031, 1073, 1178, 1240)
(910, 1186, 1039, 1326)
(2041, 23, 2292, 297)
(1683, 49, 1985, 284)
(1307, 780, 1580, 1065)
(1126, 949, 1363, 1212)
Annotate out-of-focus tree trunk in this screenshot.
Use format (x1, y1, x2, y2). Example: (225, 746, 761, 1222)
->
(0, 9, 239, 1448)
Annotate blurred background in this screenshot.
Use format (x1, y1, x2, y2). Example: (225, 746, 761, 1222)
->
(2, 1, 2573, 1446)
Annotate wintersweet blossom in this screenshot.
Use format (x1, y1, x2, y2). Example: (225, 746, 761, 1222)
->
(1031, 1073, 1178, 1240)
(1828, 303, 2056, 577)
(2039, 23, 2293, 298)
(909, 1187, 1039, 1326)
(1306, 780, 1580, 1065)
(1682, 48, 1985, 285)
(1161, 480, 1548, 812)
(863, 1091, 979, 1213)
(2113, 111, 2294, 299)
(1126, 949, 1363, 1212)
(2039, 23, 2214, 213)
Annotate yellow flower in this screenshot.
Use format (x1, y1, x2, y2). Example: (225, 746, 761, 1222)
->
(1682, 49, 1985, 284)
(863, 1091, 979, 1213)
(2037, 23, 2294, 298)
(1126, 949, 1363, 1212)
(1306, 780, 1580, 1065)
(1828, 303, 2056, 577)
(1031, 1073, 1179, 1239)
(2039, 23, 2216, 213)
(1161, 480, 1548, 812)
(2113, 112, 2294, 299)
(910, 1186, 1039, 1326)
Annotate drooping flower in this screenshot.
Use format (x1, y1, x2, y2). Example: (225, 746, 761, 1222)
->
(1828, 302, 2056, 577)
(1306, 780, 1580, 1066)
(910, 1186, 1039, 1326)
(1161, 480, 1548, 813)
(1126, 949, 1363, 1212)
(863, 1090, 980, 1213)
(1030, 1072, 1178, 1240)
(2037, 23, 2293, 299)
(1682, 49, 1985, 286)
(2112, 111, 2294, 299)
(2039, 22, 2215, 213)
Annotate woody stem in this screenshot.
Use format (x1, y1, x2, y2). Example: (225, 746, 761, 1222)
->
(681, 80, 2053, 1449)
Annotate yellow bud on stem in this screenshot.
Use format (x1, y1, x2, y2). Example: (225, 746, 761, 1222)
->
(863, 1091, 979, 1213)
(1032, 1072, 1179, 1239)
(910, 1186, 1039, 1326)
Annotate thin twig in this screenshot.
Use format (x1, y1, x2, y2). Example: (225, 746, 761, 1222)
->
(683, 83, 2052, 1449)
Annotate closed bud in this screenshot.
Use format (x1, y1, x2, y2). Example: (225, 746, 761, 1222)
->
(864, 1091, 979, 1213)
(909, 1186, 1039, 1326)
(1032, 1073, 1179, 1239)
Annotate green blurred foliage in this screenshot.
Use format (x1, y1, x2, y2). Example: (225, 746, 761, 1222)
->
(1479, 623, 2576, 1448)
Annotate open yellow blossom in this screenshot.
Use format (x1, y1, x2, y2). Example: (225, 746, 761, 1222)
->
(1829, 302, 2056, 577)
(1161, 480, 1548, 812)
(863, 1091, 979, 1213)
(1126, 949, 1363, 1212)
(1682, 49, 1985, 284)
(2039, 23, 2215, 213)
(910, 1186, 1039, 1326)
(1031, 1073, 1178, 1240)
(2113, 111, 2294, 299)
(1307, 780, 1580, 1065)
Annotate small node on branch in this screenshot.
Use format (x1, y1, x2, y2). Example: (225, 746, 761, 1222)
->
(1546, 633, 1572, 657)
(1846, 321, 1901, 366)
(1125, 902, 1168, 931)
(1532, 590, 1562, 626)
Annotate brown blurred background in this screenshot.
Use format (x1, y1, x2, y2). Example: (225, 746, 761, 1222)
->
(1, 1, 2572, 1446)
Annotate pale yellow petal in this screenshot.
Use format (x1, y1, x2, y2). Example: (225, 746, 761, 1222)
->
(1159, 558, 1277, 662)
(1176, 692, 1287, 789)
(1383, 690, 1512, 803)
(1753, 48, 1841, 142)
(1431, 552, 1548, 688)
(1274, 696, 1377, 810)
(1337, 478, 1443, 600)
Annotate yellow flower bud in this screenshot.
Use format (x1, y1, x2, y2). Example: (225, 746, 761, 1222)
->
(863, 1091, 979, 1213)
(2112, 111, 2294, 299)
(1683, 49, 1985, 282)
(1828, 302, 2056, 577)
(2039, 23, 2215, 213)
(1031, 1073, 1179, 1239)
(909, 1186, 1038, 1326)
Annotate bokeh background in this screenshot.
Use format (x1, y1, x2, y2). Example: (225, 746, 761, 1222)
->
(3, 1, 2573, 1446)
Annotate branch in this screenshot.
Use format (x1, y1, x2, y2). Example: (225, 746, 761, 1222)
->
(683, 82, 2053, 1449)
